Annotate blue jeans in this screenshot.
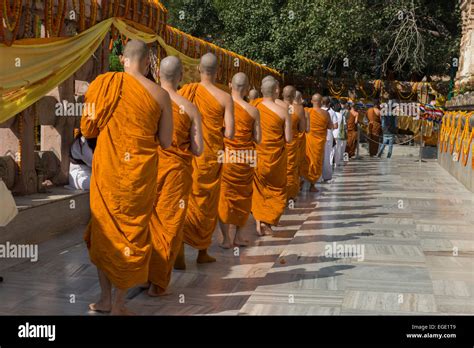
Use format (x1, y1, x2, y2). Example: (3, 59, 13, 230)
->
(377, 134, 394, 158)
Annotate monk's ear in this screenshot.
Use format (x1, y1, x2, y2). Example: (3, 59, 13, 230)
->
(119, 55, 125, 66)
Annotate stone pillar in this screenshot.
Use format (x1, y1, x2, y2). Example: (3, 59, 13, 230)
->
(0, 107, 37, 195)
(457, 0, 474, 85)
(39, 76, 77, 186)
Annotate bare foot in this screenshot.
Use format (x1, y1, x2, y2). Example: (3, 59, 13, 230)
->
(261, 223, 274, 236)
(197, 249, 216, 263)
(219, 240, 233, 249)
(174, 243, 186, 270)
(309, 185, 319, 192)
(148, 284, 171, 297)
(111, 306, 136, 316)
(89, 299, 111, 313)
(233, 230, 249, 247)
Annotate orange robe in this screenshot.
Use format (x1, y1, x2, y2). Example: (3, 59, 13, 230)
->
(250, 98, 262, 107)
(286, 111, 300, 198)
(346, 110, 358, 157)
(179, 83, 224, 249)
(367, 107, 382, 156)
(148, 102, 193, 290)
(299, 107, 311, 178)
(298, 131, 307, 178)
(304, 108, 329, 183)
(218, 103, 255, 227)
(252, 102, 287, 225)
(81, 72, 160, 289)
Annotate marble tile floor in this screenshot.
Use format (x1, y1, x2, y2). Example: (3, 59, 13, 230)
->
(0, 156, 472, 315)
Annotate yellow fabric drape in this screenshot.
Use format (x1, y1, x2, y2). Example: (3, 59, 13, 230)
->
(0, 18, 201, 123)
(0, 18, 113, 123)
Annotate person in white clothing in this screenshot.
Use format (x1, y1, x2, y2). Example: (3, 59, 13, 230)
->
(331, 100, 347, 168)
(321, 96, 338, 181)
(69, 132, 95, 190)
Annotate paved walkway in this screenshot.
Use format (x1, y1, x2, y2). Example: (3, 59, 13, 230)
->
(0, 156, 473, 315)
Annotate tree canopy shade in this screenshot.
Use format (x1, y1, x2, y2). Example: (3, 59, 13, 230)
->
(163, 0, 461, 81)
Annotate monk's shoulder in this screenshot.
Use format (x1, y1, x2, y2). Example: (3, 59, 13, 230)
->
(275, 103, 289, 119)
(173, 93, 198, 119)
(240, 100, 259, 119)
(86, 72, 117, 94)
(247, 103, 260, 119)
(215, 87, 232, 104)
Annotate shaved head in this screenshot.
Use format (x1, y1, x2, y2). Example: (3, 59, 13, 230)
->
(122, 40, 149, 74)
(261, 78, 278, 98)
(312, 93, 323, 107)
(322, 96, 331, 107)
(249, 89, 259, 100)
(200, 52, 218, 75)
(231, 72, 249, 92)
(123, 39, 148, 61)
(159, 55, 182, 83)
(262, 75, 275, 84)
(295, 90, 303, 103)
(282, 85, 296, 101)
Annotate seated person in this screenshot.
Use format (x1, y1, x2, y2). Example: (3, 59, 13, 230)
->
(69, 132, 95, 190)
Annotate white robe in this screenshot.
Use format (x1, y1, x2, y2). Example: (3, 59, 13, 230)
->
(322, 107, 338, 181)
(69, 137, 93, 190)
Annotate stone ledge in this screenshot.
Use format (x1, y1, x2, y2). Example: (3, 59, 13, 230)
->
(0, 188, 90, 245)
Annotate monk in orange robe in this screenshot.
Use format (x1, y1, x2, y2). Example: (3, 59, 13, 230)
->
(250, 75, 274, 107)
(367, 100, 382, 156)
(304, 93, 332, 192)
(175, 53, 234, 269)
(281, 86, 306, 200)
(218, 72, 261, 248)
(81, 40, 173, 315)
(248, 88, 259, 104)
(295, 92, 309, 185)
(346, 104, 359, 158)
(147, 56, 203, 296)
(252, 77, 292, 235)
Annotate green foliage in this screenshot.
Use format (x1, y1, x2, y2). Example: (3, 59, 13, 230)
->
(161, 0, 461, 80)
(109, 39, 124, 72)
(162, 0, 223, 40)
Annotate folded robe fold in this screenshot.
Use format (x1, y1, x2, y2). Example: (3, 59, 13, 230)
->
(304, 108, 329, 183)
(82, 72, 161, 289)
(148, 101, 193, 290)
(218, 102, 255, 227)
(252, 102, 287, 225)
(286, 111, 301, 198)
(179, 83, 224, 249)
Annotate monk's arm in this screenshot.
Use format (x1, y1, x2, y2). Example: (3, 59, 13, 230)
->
(325, 112, 334, 130)
(284, 112, 293, 143)
(297, 111, 306, 133)
(190, 109, 203, 157)
(305, 111, 310, 132)
(80, 115, 99, 138)
(158, 92, 173, 149)
(252, 109, 262, 144)
(223, 95, 235, 140)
